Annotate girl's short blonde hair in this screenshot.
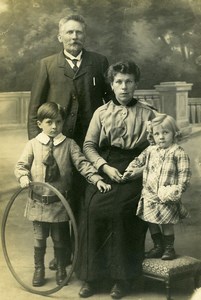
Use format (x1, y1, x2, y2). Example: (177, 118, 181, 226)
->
(147, 113, 181, 144)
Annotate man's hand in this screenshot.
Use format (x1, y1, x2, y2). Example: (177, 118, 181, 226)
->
(97, 180, 112, 193)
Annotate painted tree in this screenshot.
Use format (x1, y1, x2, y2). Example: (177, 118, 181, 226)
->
(1, 0, 201, 95)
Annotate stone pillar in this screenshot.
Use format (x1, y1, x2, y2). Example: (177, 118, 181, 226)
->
(155, 81, 193, 136)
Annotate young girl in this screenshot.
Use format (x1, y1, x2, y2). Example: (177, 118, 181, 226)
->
(123, 114, 191, 260)
(14, 102, 111, 287)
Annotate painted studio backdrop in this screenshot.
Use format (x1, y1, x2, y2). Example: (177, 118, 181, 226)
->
(0, 0, 201, 95)
(1, 1, 201, 300)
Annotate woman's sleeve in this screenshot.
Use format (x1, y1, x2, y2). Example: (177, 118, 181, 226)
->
(14, 141, 34, 181)
(176, 148, 191, 192)
(70, 140, 103, 185)
(83, 109, 107, 169)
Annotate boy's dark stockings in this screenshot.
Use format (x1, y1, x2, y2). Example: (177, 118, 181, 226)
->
(54, 247, 67, 285)
(32, 246, 46, 286)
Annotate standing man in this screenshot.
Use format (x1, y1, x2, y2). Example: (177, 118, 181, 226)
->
(28, 14, 110, 146)
(28, 14, 111, 271)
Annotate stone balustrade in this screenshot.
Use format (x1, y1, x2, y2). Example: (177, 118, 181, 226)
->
(188, 98, 201, 124)
(134, 89, 161, 111)
(0, 91, 30, 128)
(155, 81, 193, 136)
(1, 82, 199, 136)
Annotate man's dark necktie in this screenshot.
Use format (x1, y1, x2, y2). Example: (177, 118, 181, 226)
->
(64, 53, 79, 73)
(71, 59, 79, 73)
(43, 137, 60, 182)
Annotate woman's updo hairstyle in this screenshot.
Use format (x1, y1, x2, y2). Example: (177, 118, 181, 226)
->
(106, 60, 140, 84)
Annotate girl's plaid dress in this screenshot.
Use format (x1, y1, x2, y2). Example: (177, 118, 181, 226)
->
(126, 143, 191, 224)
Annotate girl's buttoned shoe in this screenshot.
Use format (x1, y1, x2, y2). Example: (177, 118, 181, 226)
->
(161, 234, 176, 260)
(145, 232, 164, 258)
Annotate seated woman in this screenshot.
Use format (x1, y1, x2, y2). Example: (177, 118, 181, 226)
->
(76, 60, 156, 299)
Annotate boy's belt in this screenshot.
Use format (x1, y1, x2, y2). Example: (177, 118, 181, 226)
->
(31, 191, 61, 205)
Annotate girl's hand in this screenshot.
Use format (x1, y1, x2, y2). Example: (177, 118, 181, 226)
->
(19, 176, 30, 188)
(121, 170, 133, 181)
(102, 164, 122, 182)
(97, 180, 112, 193)
(158, 185, 182, 203)
(122, 167, 144, 182)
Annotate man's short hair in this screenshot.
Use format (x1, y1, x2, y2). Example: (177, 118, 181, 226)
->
(59, 14, 86, 32)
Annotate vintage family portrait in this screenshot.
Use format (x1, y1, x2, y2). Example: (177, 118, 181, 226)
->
(0, 1, 201, 300)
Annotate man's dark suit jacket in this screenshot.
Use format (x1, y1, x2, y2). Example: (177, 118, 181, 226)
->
(28, 49, 110, 145)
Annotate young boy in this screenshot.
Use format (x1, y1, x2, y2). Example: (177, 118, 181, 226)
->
(14, 102, 111, 286)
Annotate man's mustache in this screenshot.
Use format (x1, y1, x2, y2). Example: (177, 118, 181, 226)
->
(71, 41, 82, 45)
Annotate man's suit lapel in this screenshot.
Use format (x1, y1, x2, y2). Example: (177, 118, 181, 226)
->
(57, 51, 74, 79)
(75, 50, 93, 79)
(57, 50, 92, 79)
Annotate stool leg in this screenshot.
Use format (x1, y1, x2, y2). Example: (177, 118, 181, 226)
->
(194, 272, 200, 288)
(165, 280, 171, 300)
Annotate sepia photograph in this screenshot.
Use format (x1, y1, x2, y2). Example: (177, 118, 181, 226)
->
(1, 1, 201, 299)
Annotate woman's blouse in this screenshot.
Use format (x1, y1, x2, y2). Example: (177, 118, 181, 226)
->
(83, 99, 155, 169)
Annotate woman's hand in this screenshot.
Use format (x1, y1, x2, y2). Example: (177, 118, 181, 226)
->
(102, 164, 123, 182)
(19, 176, 30, 188)
(97, 180, 112, 193)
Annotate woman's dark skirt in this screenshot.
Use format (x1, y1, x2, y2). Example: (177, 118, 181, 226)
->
(76, 147, 147, 282)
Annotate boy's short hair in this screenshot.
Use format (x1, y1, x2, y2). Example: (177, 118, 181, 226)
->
(37, 102, 66, 122)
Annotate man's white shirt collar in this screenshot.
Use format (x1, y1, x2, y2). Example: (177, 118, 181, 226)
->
(64, 50, 82, 61)
(36, 132, 66, 146)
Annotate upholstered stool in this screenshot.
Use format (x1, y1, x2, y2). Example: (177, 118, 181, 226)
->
(142, 255, 201, 300)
